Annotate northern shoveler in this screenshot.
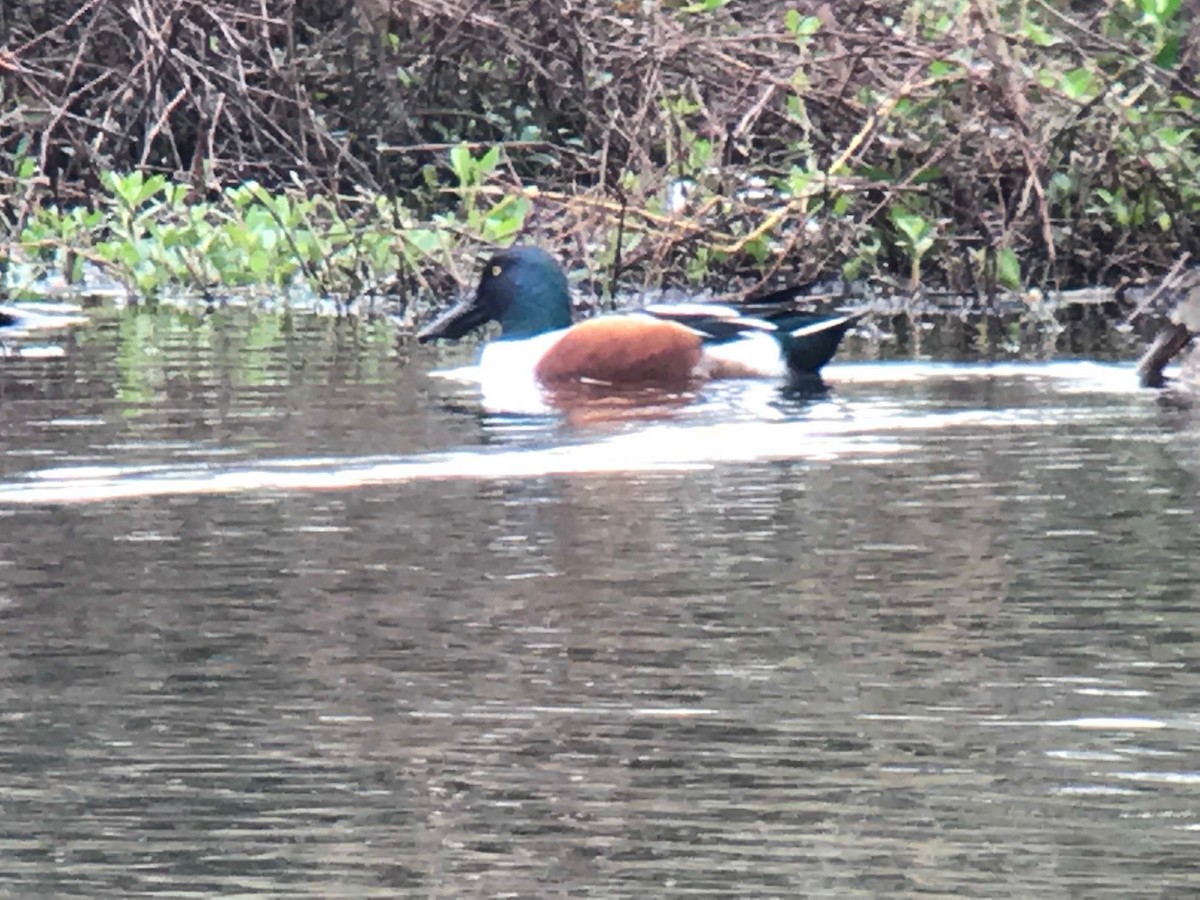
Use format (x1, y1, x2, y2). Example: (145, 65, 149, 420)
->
(417, 246, 864, 403)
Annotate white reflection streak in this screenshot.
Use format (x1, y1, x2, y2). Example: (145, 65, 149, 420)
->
(830, 360, 1142, 393)
(0, 410, 1053, 506)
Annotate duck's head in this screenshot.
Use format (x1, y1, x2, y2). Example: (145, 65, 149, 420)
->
(417, 246, 572, 343)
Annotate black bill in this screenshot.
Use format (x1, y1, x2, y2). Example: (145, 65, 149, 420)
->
(416, 295, 493, 343)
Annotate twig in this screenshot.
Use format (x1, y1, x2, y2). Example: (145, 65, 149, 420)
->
(1123, 252, 1194, 325)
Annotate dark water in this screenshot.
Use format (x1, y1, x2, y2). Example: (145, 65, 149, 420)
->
(2, 308, 1199, 896)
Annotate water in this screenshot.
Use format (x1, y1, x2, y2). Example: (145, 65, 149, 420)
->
(2, 307, 1199, 896)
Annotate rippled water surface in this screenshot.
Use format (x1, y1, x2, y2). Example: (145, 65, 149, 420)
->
(2, 308, 1200, 896)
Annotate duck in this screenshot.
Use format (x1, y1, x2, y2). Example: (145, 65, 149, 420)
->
(417, 246, 864, 402)
(0, 303, 88, 347)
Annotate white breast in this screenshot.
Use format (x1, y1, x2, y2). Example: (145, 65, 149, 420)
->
(475, 330, 570, 415)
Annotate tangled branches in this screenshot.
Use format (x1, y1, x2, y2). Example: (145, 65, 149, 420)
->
(2, 0, 1198, 290)
(0, 0, 377, 194)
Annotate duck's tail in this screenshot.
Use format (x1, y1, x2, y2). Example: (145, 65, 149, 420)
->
(777, 310, 868, 376)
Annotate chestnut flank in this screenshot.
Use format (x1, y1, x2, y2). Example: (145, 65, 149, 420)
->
(534, 317, 702, 388)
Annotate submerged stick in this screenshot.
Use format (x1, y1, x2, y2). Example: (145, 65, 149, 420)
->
(1137, 322, 1193, 388)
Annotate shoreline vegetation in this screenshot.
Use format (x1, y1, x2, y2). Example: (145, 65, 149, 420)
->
(1, 1, 1197, 340)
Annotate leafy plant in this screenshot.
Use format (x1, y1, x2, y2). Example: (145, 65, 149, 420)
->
(889, 208, 937, 289)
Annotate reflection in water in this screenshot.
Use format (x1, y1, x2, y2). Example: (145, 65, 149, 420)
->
(1, 308, 1200, 895)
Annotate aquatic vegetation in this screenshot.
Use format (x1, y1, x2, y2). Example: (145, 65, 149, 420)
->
(6, 147, 527, 308)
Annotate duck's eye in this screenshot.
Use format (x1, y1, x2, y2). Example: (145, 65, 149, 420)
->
(490, 264, 503, 278)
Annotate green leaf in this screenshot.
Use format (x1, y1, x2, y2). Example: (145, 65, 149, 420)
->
(744, 236, 770, 264)
(1061, 67, 1095, 100)
(482, 196, 530, 242)
(104, 170, 140, 206)
(1153, 35, 1180, 68)
(688, 138, 712, 172)
(135, 174, 167, 206)
(117, 242, 141, 268)
(1021, 19, 1056, 46)
(889, 208, 931, 245)
(163, 181, 188, 207)
(996, 248, 1021, 290)
(680, 0, 728, 14)
(1047, 172, 1074, 199)
(405, 229, 444, 256)
(1155, 127, 1187, 146)
(788, 167, 816, 197)
(785, 11, 821, 37)
(477, 146, 501, 176)
(449, 144, 471, 185)
(1141, 0, 1181, 23)
(785, 94, 810, 123)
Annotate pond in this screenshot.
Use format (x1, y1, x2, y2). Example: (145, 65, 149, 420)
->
(1, 307, 1199, 895)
